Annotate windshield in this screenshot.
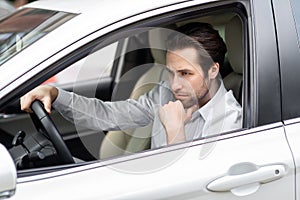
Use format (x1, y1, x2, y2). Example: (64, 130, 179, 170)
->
(0, 8, 76, 65)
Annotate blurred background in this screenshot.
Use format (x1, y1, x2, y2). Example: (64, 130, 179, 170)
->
(0, 0, 36, 19)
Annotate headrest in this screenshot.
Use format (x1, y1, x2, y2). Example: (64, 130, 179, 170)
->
(148, 26, 176, 65)
(225, 15, 243, 74)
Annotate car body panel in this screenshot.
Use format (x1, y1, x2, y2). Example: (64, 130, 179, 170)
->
(11, 124, 294, 199)
(249, 0, 282, 125)
(271, 0, 300, 120)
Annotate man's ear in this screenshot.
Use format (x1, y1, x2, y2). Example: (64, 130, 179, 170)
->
(208, 63, 220, 79)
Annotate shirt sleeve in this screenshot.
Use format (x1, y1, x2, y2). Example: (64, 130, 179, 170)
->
(52, 88, 156, 131)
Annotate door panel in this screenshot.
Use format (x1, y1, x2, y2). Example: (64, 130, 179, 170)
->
(13, 124, 294, 199)
(114, 124, 294, 199)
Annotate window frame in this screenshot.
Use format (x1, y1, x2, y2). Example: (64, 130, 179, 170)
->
(274, 0, 300, 122)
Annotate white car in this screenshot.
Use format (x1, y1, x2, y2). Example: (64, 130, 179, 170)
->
(0, 0, 300, 199)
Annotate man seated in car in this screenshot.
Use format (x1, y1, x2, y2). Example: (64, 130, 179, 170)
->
(21, 22, 242, 149)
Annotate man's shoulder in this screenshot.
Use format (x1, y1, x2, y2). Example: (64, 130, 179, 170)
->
(224, 90, 242, 111)
(138, 80, 174, 105)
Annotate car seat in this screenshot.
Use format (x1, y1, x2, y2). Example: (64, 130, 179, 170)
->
(99, 28, 169, 159)
(223, 15, 243, 104)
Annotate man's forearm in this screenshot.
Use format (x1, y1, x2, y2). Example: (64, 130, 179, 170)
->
(53, 88, 153, 131)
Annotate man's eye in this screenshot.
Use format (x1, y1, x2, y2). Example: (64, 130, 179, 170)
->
(181, 72, 189, 76)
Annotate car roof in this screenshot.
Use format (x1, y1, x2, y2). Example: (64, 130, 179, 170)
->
(26, 0, 186, 14)
(23, 0, 189, 36)
(0, 0, 216, 96)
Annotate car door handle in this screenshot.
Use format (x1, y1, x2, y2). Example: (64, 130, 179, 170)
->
(207, 164, 286, 192)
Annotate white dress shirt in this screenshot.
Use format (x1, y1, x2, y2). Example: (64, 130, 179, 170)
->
(53, 80, 242, 149)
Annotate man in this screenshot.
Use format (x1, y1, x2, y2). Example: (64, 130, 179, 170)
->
(21, 22, 242, 149)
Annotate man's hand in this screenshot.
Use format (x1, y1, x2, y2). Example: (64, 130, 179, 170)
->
(158, 100, 198, 145)
(20, 85, 58, 114)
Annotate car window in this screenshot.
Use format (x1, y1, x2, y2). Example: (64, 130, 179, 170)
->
(0, 3, 247, 173)
(0, 8, 76, 65)
(48, 41, 118, 86)
(52, 11, 245, 161)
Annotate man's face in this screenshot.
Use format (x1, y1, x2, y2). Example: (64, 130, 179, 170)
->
(166, 47, 212, 108)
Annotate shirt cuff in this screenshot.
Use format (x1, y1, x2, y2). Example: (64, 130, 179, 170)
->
(52, 88, 72, 109)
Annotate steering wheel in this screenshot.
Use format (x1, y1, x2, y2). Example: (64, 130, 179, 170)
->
(30, 100, 74, 164)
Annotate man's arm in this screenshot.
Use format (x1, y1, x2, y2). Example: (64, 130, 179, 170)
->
(21, 85, 155, 131)
(52, 88, 154, 131)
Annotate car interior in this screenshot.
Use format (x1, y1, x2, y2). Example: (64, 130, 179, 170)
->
(0, 7, 245, 172)
(99, 13, 244, 159)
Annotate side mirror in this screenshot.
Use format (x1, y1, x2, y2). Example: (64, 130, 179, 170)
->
(0, 143, 16, 199)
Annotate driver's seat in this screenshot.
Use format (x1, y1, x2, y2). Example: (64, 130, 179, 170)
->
(99, 28, 169, 159)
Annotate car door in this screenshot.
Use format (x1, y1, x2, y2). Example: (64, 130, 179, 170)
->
(81, 0, 294, 198)
(8, 124, 292, 200)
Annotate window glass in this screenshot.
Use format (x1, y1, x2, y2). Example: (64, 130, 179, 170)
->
(290, 0, 300, 41)
(51, 41, 118, 86)
(0, 8, 76, 65)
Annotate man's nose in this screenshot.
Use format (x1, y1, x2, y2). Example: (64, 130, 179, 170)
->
(171, 75, 183, 92)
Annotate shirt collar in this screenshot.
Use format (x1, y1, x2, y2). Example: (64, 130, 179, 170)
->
(198, 81, 227, 121)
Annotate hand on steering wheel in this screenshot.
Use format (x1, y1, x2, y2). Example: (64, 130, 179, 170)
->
(30, 100, 74, 164)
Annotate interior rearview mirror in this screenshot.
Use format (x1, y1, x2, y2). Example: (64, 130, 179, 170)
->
(0, 143, 16, 199)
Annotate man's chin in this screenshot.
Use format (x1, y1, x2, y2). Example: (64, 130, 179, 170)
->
(180, 99, 198, 109)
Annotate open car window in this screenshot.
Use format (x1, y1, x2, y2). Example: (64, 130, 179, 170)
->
(46, 41, 118, 86)
(0, 4, 247, 175)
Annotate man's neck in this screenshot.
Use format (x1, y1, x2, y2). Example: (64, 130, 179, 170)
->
(198, 79, 220, 108)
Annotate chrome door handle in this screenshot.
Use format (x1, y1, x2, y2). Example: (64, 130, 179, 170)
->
(207, 164, 286, 192)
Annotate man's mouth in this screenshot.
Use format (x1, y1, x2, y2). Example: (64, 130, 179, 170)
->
(174, 93, 189, 100)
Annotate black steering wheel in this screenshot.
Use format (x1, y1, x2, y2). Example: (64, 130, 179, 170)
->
(30, 100, 74, 164)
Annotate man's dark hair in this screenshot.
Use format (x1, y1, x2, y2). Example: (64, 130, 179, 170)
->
(166, 22, 227, 73)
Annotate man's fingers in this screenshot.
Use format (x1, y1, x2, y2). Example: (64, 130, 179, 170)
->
(43, 97, 52, 114)
(20, 94, 35, 113)
(21, 96, 52, 114)
(20, 85, 55, 114)
(159, 101, 198, 125)
(185, 104, 198, 123)
(158, 106, 167, 124)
